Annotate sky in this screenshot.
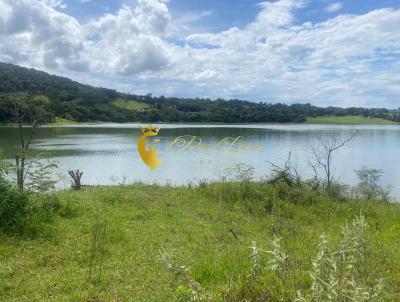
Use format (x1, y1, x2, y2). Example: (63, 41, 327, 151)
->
(0, 0, 400, 108)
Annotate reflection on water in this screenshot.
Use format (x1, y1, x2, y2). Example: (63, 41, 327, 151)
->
(0, 123, 399, 199)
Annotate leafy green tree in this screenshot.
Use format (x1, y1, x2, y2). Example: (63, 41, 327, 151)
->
(355, 167, 390, 201)
(7, 93, 52, 190)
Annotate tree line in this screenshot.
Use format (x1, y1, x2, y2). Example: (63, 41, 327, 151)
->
(0, 62, 399, 124)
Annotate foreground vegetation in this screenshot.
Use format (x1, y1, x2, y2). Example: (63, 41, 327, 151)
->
(0, 110, 398, 300)
(1, 178, 399, 301)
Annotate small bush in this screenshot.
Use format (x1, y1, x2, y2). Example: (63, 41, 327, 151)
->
(0, 178, 30, 230)
(296, 215, 384, 302)
(0, 182, 60, 236)
(267, 153, 302, 187)
(326, 181, 351, 201)
(273, 182, 323, 205)
(354, 167, 390, 201)
(32, 193, 62, 221)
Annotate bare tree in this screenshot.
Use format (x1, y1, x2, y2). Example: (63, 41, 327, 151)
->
(310, 130, 358, 188)
(69, 169, 83, 190)
(267, 152, 302, 187)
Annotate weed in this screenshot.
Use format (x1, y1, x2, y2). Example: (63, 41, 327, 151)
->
(296, 215, 384, 302)
(88, 214, 108, 284)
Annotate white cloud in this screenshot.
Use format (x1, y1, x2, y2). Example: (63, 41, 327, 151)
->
(0, 0, 399, 108)
(255, 0, 305, 28)
(193, 69, 217, 81)
(0, 0, 83, 68)
(40, 0, 67, 9)
(326, 2, 343, 13)
(174, 10, 213, 24)
(0, 0, 170, 74)
(176, 2, 400, 107)
(84, 3, 171, 74)
(171, 10, 214, 38)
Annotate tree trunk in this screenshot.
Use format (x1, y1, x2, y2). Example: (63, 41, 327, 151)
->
(16, 155, 24, 190)
(326, 150, 332, 188)
(69, 169, 83, 190)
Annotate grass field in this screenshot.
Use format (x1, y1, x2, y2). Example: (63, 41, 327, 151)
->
(50, 117, 78, 125)
(112, 99, 150, 111)
(36, 114, 397, 127)
(1, 183, 399, 301)
(306, 115, 397, 125)
(44, 117, 104, 126)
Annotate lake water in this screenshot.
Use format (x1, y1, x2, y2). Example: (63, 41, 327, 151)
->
(0, 123, 399, 199)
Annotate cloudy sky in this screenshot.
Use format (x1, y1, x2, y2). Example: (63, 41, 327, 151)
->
(1, 0, 400, 108)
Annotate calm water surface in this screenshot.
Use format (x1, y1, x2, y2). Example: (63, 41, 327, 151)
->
(0, 123, 399, 199)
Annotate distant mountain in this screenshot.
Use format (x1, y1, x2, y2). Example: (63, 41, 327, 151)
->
(0, 62, 398, 124)
(0, 62, 120, 101)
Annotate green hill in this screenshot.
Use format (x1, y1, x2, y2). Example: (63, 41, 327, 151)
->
(0, 62, 398, 124)
(112, 98, 150, 111)
(306, 115, 397, 125)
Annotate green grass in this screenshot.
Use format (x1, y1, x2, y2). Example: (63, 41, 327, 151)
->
(306, 115, 397, 125)
(112, 98, 150, 111)
(0, 183, 399, 301)
(45, 118, 106, 126)
(48, 117, 78, 125)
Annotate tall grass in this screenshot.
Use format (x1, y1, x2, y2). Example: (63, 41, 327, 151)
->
(295, 215, 384, 302)
(88, 214, 108, 284)
(159, 214, 387, 301)
(0, 158, 397, 301)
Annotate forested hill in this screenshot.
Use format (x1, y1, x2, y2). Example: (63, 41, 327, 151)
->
(0, 62, 397, 124)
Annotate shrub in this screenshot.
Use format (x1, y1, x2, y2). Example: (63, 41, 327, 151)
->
(354, 167, 390, 201)
(24, 157, 58, 193)
(30, 193, 62, 221)
(273, 182, 323, 205)
(296, 215, 384, 302)
(226, 215, 385, 301)
(0, 153, 60, 234)
(0, 178, 30, 230)
(267, 153, 302, 187)
(326, 181, 351, 201)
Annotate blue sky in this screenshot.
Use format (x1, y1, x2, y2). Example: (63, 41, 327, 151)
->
(1, 0, 400, 108)
(65, 0, 400, 28)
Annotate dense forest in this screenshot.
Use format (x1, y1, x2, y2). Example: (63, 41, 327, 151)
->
(0, 62, 399, 124)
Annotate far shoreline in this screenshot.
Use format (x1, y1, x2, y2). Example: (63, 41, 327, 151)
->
(1, 115, 398, 127)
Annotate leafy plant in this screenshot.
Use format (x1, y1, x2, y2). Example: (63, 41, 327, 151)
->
(354, 167, 390, 201)
(159, 249, 187, 276)
(0, 178, 30, 230)
(268, 152, 302, 187)
(24, 158, 58, 192)
(88, 214, 108, 284)
(296, 215, 384, 302)
(266, 237, 288, 277)
(159, 250, 211, 301)
(0, 150, 11, 178)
